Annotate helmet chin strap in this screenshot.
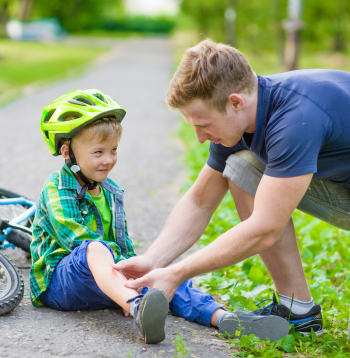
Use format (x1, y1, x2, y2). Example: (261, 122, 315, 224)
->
(66, 145, 98, 201)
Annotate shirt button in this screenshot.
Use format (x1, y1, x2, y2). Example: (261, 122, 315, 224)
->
(98, 225, 101, 228)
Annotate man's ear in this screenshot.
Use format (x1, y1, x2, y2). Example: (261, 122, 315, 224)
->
(228, 94, 244, 111)
(61, 143, 70, 160)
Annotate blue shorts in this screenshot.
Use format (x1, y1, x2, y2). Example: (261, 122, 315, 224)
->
(39, 240, 223, 327)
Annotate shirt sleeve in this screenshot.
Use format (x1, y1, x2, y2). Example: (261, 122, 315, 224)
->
(207, 140, 248, 172)
(42, 181, 103, 252)
(264, 100, 332, 177)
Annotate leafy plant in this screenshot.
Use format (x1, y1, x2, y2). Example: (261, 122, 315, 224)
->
(174, 333, 189, 358)
(127, 349, 135, 358)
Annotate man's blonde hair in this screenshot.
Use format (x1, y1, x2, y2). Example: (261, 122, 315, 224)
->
(167, 39, 257, 113)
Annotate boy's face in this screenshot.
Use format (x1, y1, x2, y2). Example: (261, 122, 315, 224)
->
(70, 134, 119, 183)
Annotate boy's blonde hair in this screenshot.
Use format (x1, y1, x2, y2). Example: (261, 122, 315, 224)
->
(65, 116, 123, 144)
(167, 39, 257, 113)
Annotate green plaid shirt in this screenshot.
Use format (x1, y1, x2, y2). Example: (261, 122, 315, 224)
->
(30, 164, 136, 306)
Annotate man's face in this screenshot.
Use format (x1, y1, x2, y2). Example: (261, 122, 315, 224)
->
(178, 98, 246, 147)
(71, 134, 119, 182)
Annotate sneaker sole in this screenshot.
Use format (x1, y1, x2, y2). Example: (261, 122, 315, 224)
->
(139, 289, 169, 344)
(299, 328, 324, 337)
(219, 315, 290, 342)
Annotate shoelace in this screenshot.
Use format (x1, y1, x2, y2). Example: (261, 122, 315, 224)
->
(126, 294, 145, 319)
(254, 298, 278, 316)
(126, 294, 144, 304)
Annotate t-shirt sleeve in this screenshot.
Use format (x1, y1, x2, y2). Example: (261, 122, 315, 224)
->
(265, 101, 332, 177)
(207, 140, 247, 172)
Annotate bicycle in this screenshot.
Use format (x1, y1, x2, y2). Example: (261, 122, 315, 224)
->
(0, 188, 37, 315)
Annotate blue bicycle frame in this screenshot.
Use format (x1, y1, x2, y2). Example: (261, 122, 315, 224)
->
(0, 197, 37, 250)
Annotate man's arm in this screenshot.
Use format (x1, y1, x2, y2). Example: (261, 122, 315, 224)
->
(114, 164, 228, 277)
(122, 173, 313, 299)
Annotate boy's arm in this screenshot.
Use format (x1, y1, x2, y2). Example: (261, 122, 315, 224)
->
(43, 181, 103, 252)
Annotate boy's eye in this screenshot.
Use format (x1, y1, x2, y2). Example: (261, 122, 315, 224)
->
(112, 148, 117, 153)
(95, 151, 102, 154)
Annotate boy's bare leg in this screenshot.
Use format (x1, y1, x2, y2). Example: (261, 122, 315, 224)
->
(86, 241, 140, 315)
(210, 309, 226, 327)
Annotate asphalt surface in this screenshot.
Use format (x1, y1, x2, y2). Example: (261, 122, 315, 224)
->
(0, 38, 230, 358)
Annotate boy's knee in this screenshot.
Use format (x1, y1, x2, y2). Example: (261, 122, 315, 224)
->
(86, 241, 113, 260)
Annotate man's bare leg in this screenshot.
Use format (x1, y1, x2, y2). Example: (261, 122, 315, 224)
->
(86, 241, 140, 314)
(228, 180, 311, 301)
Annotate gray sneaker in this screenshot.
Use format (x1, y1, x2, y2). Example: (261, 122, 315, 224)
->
(219, 311, 290, 342)
(127, 289, 169, 344)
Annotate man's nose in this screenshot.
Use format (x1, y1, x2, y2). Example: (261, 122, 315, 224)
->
(194, 127, 207, 144)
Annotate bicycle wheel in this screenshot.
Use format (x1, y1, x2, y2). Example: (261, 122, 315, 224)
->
(0, 253, 24, 315)
(0, 188, 34, 253)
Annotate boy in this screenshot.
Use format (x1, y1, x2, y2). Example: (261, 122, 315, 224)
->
(30, 89, 290, 344)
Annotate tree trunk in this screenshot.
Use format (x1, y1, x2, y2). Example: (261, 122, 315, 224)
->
(284, 31, 299, 71)
(20, 0, 33, 21)
(283, 0, 304, 71)
(0, 1, 10, 38)
(225, 0, 236, 47)
(333, 0, 345, 52)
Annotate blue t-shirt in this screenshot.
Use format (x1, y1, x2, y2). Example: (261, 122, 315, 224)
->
(207, 69, 350, 188)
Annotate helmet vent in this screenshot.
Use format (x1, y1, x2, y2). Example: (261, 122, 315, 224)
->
(72, 97, 96, 106)
(44, 109, 56, 123)
(93, 93, 108, 104)
(58, 112, 83, 122)
(106, 95, 114, 104)
(69, 99, 87, 106)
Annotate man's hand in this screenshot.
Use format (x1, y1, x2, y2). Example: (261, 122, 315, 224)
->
(113, 255, 155, 280)
(123, 266, 182, 301)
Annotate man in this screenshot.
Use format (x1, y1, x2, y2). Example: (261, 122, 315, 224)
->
(115, 39, 350, 337)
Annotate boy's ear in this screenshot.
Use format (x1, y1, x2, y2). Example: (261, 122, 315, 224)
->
(61, 143, 70, 160)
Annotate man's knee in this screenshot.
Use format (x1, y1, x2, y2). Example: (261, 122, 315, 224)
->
(223, 150, 265, 197)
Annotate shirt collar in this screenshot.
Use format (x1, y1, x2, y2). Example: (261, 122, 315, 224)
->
(58, 163, 123, 196)
(58, 164, 78, 191)
(250, 74, 269, 153)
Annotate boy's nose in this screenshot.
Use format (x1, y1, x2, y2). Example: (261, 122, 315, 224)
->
(103, 155, 115, 165)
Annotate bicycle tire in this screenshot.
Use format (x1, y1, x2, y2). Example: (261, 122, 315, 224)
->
(6, 231, 31, 253)
(0, 188, 34, 253)
(0, 252, 24, 315)
(0, 188, 29, 199)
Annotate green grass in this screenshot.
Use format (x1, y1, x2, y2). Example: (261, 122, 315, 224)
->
(0, 39, 106, 105)
(173, 31, 350, 357)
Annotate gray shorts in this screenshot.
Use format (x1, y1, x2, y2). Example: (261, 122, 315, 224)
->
(223, 150, 350, 231)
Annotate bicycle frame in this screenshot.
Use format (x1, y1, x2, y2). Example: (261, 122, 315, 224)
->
(0, 197, 37, 250)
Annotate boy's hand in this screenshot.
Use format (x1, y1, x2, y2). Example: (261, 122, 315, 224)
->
(112, 255, 155, 280)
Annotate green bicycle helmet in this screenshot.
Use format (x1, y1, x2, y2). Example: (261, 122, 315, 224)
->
(40, 89, 126, 200)
(40, 89, 126, 156)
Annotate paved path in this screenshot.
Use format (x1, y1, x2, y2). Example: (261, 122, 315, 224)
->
(0, 38, 230, 358)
